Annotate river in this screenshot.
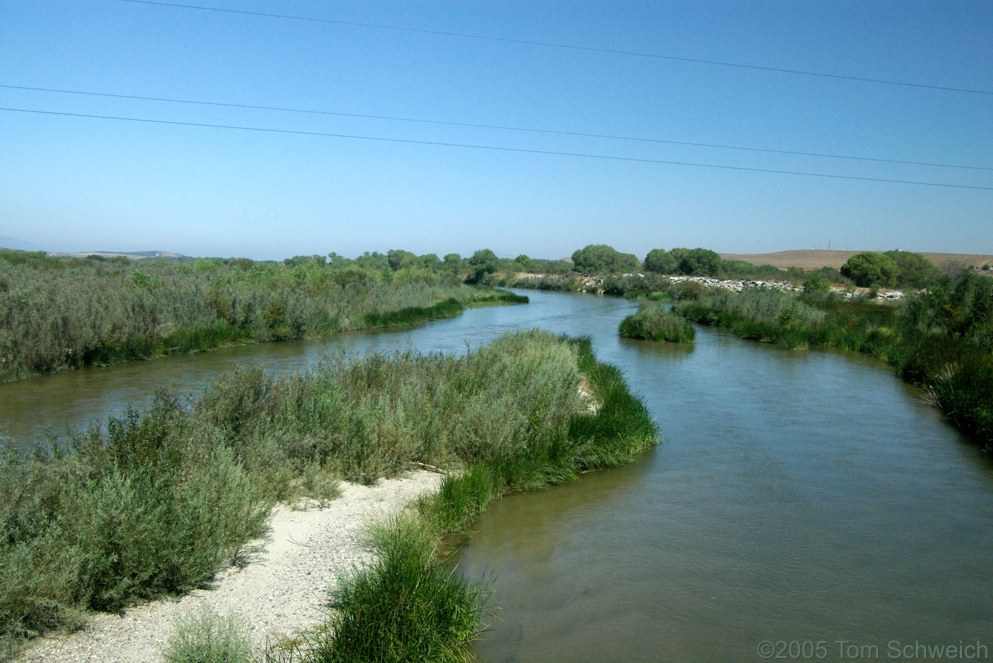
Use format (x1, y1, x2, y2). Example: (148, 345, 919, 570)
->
(3, 290, 991, 661)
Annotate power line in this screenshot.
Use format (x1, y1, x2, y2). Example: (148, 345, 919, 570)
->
(119, 0, 993, 97)
(3, 106, 991, 191)
(4, 84, 990, 173)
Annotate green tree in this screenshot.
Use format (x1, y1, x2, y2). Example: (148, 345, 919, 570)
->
(418, 253, 442, 270)
(467, 249, 499, 283)
(442, 253, 463, 273)
(644, 249, 678, 274)
(387, 249, 417, 272)
(353, 252, 390, 272)
(841, 252, 900, 287)
(884, 250, 941, 289)
(571, 244, 640, 274)
(676, 248, 722, 276)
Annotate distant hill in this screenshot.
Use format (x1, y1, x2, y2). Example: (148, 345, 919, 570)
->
(0, 236, 41, 251)
(48, 250, 188, 260)
(720, 250, 993, 270)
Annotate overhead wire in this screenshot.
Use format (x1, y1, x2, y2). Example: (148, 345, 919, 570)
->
(3, 84, 991, 173)
(118, 0, 993, 97)
(3, 106, 991, 191)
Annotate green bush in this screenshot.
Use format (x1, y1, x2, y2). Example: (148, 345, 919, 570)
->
(619, 304, 695, 343)
(162, 606, 255, 663)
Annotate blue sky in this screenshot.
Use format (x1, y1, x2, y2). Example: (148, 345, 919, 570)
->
(1, 0, 991, 260)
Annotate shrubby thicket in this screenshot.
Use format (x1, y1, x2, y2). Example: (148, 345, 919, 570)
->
(0, 250, 522, 382)
(840, 250, 944, 289)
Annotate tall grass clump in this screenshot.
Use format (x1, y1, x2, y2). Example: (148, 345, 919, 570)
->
(677, 287, 825, 349)
(619, 303, 695, 343)
(312, 517, 485, 663)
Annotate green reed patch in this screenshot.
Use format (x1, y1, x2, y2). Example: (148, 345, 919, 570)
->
(619, 303, 695, 343)
(311, 517, 485, 663)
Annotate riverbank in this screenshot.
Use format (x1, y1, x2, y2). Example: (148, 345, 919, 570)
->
(0, 249, 526, 383)
(2, 330, 658, 660)
(17, 471, 444, 663)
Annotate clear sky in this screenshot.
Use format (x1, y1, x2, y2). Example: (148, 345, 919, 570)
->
(1, 0, 991, 260)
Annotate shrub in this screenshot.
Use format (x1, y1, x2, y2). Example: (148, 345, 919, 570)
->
(619, 304, 695, 343)
(840, 252, 900, 287)
(162, 606, 255, 663)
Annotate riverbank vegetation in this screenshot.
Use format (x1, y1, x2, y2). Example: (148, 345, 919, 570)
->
(1, 330, 658, 660)
(674, 271, 993, 449)
(0, 250, 525, 383)
(619, 303, 695, 343)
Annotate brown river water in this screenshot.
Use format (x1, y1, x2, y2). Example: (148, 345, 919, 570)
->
(3, 291, 991, 662)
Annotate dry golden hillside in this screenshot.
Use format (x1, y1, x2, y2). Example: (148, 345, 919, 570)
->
(720, 250, 992, 271)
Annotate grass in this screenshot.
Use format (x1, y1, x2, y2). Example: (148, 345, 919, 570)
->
(676, 287, 826, 350)
(311, 517, 485, 663)
(619, 303, 695, 343)
(1, 330, 658, 660)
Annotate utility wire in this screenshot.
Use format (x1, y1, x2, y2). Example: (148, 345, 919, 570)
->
(119, 0, 993, 97)
(3, 106, 991, 191)
(4, 84, 991, 172)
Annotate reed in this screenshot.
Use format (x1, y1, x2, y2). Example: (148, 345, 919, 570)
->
(619, 303, 696, 343)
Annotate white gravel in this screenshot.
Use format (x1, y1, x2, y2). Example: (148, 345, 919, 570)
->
(16, 470, 444, 663)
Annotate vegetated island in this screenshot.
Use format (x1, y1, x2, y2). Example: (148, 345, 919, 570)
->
(4, 330, 658, 661)
(619, 302, 695, 343)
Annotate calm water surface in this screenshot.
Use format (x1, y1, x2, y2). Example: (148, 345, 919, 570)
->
(2, 291, 991, 661)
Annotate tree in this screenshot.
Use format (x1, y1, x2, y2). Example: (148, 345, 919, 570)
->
(571, 244, 640, 274)
(644, 249, 678, 274)
(386, 249, 417, 271)
(467, 249, 499, 283)
(442, 253, 463, 273)
(676, 248, 722, 276)
(418, 253, 442, 270)
(884, 250, 941, 289)
(841, 252, 900, 287)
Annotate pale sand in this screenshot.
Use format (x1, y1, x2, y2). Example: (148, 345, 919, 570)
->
(17, 470, 444, 663)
